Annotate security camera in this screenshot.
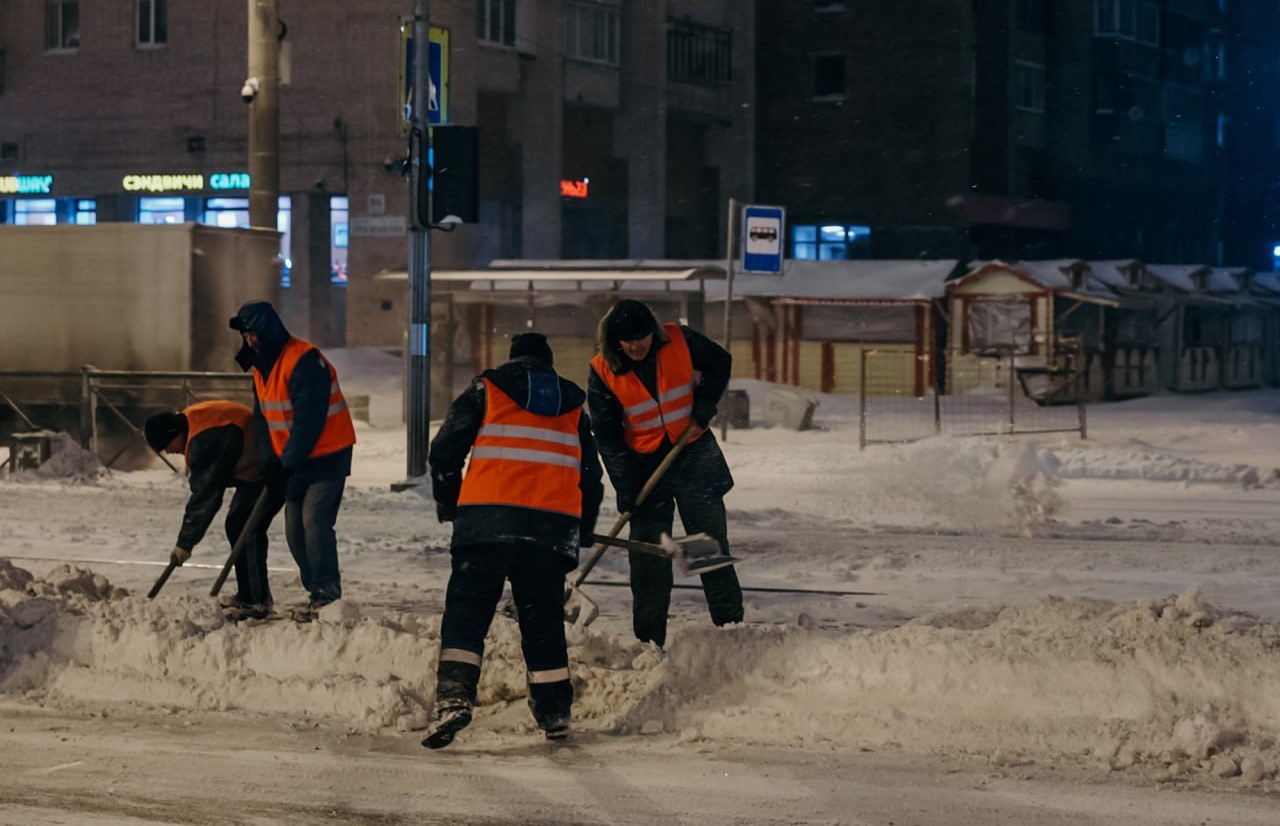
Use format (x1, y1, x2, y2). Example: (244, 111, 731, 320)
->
(433, 214, 463, 232)
(240, 77, 260, 104)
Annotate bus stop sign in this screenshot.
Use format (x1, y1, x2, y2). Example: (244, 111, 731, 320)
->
(742, 204, 785, 273)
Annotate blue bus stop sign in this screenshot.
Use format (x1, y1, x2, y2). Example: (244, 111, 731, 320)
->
(742, 204, 785, 273)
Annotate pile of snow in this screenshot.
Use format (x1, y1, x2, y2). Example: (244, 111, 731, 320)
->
(2, 559, 1276, 785)
(7, 432, 106, 484)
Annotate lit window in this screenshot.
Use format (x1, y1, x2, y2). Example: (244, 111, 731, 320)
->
(138, 197, 185, 224)
(565, 1, 620, 66)
(477, 0, 516, 47)
(14, 199, 57, 225)
(203, 197, 249, 228)
(44, 0, 80, 51)
(790, 223, 870, 260)
(137, 0, 167, 48)
(330, 196, 349, 285)
(75, 198, 96, 224)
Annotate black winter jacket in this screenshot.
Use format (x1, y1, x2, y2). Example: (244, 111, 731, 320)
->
(428, 355, 604, 569)
(233, 301, 352, 485)
(176, 423, 259, 552)
(587, 322, 734, 512)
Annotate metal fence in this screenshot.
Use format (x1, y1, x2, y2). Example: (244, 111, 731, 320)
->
(857, 349, 1086, 449)
(1, 366, 253, 471)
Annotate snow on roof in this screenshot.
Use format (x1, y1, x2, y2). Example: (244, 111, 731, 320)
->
(1146, 264, 1210, 293)
(1087, 260, 1145, 291)
(1207, 267, 1250, 294)
(958, 259, 1119, 303)
(704, 259, 958, 302)
(1251, 272, 1280, 295)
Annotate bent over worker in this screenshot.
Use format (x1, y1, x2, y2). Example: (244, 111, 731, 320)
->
(230, 300, 356, 617)
(144, 400, 283, 619)
(588, 298, 744, 648)
(424, 332, 603, 749)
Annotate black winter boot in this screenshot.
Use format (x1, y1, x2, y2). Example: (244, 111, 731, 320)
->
(528, 678, 573, 741)
(423, 659, 481, 750)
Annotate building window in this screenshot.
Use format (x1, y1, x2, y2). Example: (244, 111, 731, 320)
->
(812, 54, 846, 101)
(203, 197, 248, 228)
(1095, 1, 1159, 46)
(331, 196, 349, 285)
(1013, 62, 1046, 113)
(566, 1, 620, 66)
(137, 0, 167, 47)
(44, 0, 80, 51)
(1015, 0, 1047, 34)
(667, 20, 732, 85)
(74, 199, 96, 225)
(14, 199, 57, 225)
(138, 197, 186, 224)
(791, 224, 871, 260)
(477, 0, 516, 47)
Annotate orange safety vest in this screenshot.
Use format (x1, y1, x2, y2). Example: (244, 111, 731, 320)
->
(457, 379, 583, 517)
(590, 322, 702, 454)
(182, 400, 261, 483)
(253, 338, 357, 459)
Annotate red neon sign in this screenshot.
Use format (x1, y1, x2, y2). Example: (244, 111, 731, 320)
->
(560, 178, 589, 199)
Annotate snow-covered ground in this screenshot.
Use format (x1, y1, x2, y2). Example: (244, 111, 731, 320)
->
(2, 350, 1280, 824)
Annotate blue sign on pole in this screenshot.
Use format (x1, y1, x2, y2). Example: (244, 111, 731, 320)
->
(742, 204, 786, 273)
(399, 24, 449, 133)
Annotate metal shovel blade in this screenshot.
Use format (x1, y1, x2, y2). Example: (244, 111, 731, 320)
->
(663, 533, 741, 577)
(563, 582, 599, 628)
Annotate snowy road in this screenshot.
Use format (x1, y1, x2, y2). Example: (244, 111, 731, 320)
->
(4, 386, 1280, 822)
(3, 704, 1278, 826)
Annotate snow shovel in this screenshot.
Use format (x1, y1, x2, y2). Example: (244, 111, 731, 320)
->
(146, 559, 179, 599)
(590, 532, 740, 577)
(209, 487, 275, 598)
(563, 426, 698, 626)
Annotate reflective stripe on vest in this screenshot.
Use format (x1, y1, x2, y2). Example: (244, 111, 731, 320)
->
(456, 378, 583, 517)
(590, 322, 702, 454)
(182, 400, 261, 483)
(252, 337, 357, 459)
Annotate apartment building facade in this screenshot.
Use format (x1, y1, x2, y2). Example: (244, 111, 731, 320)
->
(0, 0, 755, 347)
(756, 0, 1266, 268)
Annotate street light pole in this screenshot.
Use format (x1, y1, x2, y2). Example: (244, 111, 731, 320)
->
(247, 0, 279, 231)
(403, 0, 433, 484)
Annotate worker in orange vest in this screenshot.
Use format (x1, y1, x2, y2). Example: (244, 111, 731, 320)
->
(230, 300, 356, 619)
(588, 299, 743, 648)
(423, 332, 603, 749)
(144, 400, 284, 619)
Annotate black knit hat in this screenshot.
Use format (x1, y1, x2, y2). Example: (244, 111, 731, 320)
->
(607, 299, 659, 342)
(509, 332, 554, 365)
(144, 411, 186, 452)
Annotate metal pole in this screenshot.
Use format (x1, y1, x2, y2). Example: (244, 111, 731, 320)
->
(402, 1, 433, 485)
(719, 196, 737, 442)
(247, 0, 280, 230)
(859, 348, 868, 450)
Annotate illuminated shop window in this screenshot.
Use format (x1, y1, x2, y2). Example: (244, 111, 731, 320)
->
(138, 197, 185, 224)
(203, 197, 248, 228)
(791, 223, 871, 260)
(14, 198, 57, 225)
(330, 196, 348, 285)
(74, 199, 96, 224)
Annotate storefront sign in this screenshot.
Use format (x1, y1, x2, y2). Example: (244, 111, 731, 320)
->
(560, 178, 589, 199)
(0, 175, 54, 194)
(122, 173, 205, 192)
(209, 172, 250, 190)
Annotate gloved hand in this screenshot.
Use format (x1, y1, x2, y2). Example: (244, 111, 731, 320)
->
(436, 501, 457, 523)
(615, 488, 635, 515)
(692, 399, 718, 429)
(264, 460, 289, 496)
(170, 546, 191, 566)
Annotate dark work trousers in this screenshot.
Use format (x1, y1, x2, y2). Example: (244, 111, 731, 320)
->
(436, 544, 573, 729)
(284, 476, 346, 604)
(225, 482, 284, 607)
(628, 486, 744, 648)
